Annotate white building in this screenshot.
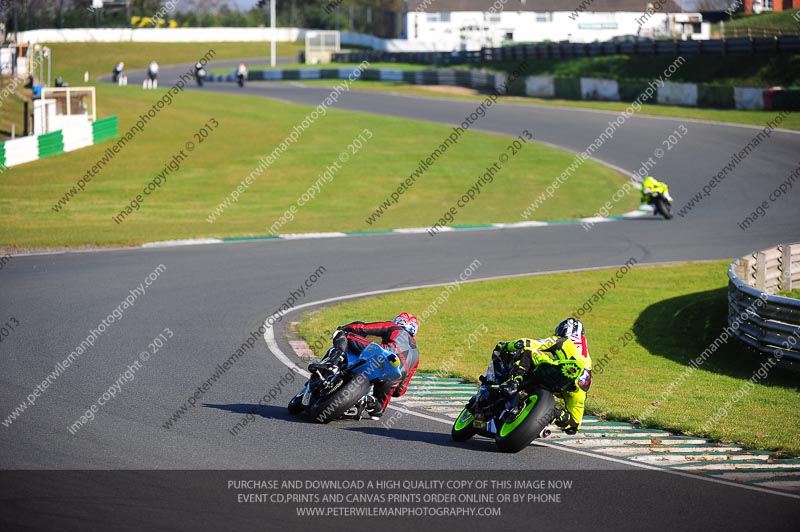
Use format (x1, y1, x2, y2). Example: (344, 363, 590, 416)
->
(406, 0, 709, 50)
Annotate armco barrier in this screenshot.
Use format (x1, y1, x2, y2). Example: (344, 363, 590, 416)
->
(92, 116, 118, 143)
(0, 115, 117, 169)
(728, 243, 800, 363)
(38, 131, 64, 159)
(211, 67, 501, 92)
(216, 67, 797, 112)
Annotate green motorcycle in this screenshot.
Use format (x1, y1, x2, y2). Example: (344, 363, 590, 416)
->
(451, 378, 556, 453)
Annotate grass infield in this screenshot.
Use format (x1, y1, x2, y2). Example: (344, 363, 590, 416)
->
(0, 82, 636, 247)
(297, 260, 800, 455)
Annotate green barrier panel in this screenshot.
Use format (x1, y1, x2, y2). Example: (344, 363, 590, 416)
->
(554, 77, 581, 100)
(320, 69, 339, 79)
(38, 131, 64, 159)
(505, 75, 527, 96)
(248, 70, 265, 81)
(92, 115, 118, 143)
(0, 142, 5, 169)
(698, 84, 735, 109)
(282, 70, 300, 80)
(402, 70, 416, 83)
(618, 80, 652, 103)
(771, 87, 800, 111)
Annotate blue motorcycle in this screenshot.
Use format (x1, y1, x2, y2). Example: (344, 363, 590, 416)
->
(288, 342, 403, 423)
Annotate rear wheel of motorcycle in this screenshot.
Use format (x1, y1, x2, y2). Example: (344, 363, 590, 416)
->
(287, 392, 305, 415)
(307, 373, 370, 424)
(451, 406, 477, 442)
(495, 389, 555, 453)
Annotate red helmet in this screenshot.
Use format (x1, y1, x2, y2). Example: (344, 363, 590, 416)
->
(393, 312, 418, 336)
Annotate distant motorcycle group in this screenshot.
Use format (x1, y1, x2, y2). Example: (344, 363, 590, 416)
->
(110, 60, 247, 88)
(194, 62, 247, 88)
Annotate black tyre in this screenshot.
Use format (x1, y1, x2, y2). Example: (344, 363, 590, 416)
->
(451, 406, 477, 442)
(307, 373, 370, 424)
(495, 389, 555, 453)
(654, 197, 673, 220)
(287, 391, 305, 415)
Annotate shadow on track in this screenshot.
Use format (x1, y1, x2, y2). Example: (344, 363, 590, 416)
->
(634, 287, 798, 388)
(345, 426, 498, 453)
(202, 403, 310, 423)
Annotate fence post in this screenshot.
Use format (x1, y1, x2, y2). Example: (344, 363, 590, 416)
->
(756, 251, 768, 291)
(782, 244, 792, 292)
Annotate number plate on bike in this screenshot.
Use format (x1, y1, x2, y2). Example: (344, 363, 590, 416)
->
(301, 391, 311, 406)
(473, 420, 486, 429)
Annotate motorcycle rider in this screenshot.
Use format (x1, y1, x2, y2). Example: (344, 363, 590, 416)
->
(112, 61, 124, 83)
(327, 312, 420, 419)
(194, 62, 206, 85)
(640, 175, 673, 207)
(236, 62, 248, 86)
(146, 60, 159, 89)
(487, 318, 592, 435)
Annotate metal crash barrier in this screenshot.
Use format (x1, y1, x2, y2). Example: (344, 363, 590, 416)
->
(728, 243, 800, 363)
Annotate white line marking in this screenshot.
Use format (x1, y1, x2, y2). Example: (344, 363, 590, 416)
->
(394, 227, 451, 234)
(279, 232, 348, 239)
(141, 238, 223, 248)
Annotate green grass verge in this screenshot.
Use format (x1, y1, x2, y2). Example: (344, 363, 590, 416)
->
(47, 42, 304, 87)
(296, 260, 800, 455)
(778, 289, 800, 299)
(719, 9, 800, 32)
(0, 84, 636, 248)
(0, 86, 27, 141)
(292, 79, 800, 131)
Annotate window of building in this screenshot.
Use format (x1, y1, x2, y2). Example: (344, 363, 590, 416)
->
(486, 13, 501, 23)
(536, 12, 552, 23)
(427, 13, 451, 23)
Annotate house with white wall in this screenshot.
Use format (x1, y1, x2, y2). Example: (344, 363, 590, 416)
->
(406, 0, 708, 50)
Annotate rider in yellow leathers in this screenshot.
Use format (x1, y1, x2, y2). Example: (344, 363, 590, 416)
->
(486, 319, 592, 435)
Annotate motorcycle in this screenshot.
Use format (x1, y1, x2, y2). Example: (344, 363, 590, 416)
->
(451, 377, 556, 453)
(195, 67, 207, 87)
(288, 342, 403, 423)
(236, 71, 246, 88)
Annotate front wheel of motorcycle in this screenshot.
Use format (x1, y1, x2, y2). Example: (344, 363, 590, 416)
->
(654, 197, 673, 220)
(451, 406, 477, 442)
(287, 391, 305, 415)
(307, 373, 370, 424)
(495, 389, 555, 453)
